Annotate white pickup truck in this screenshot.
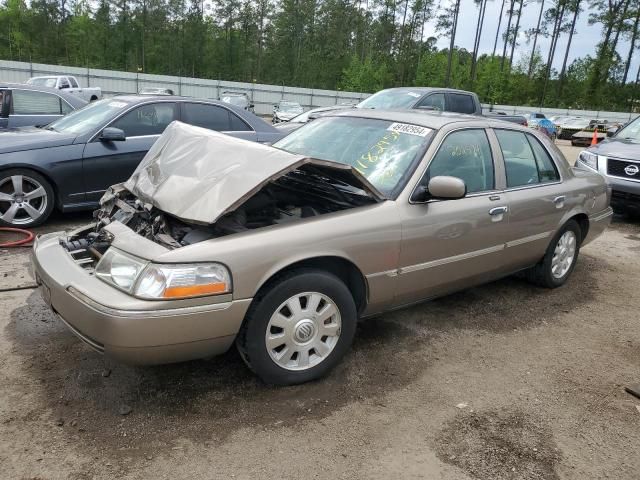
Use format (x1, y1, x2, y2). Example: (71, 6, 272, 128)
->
(26, 75, 102, 102)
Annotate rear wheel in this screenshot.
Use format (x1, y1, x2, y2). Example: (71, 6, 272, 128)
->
(236, 269, 357, 385)
(0, 169, 55, 227)
(524, 220, 581, 288)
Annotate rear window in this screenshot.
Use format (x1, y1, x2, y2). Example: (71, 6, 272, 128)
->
(11, 90, 63, 115)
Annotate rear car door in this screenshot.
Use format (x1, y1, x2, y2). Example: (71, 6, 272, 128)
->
(180, 102, 257, 141)
(494, 129, 567, 270)
(7, 89, 68, 127)
(395, 128, 512, 306)
(81, 102, 178, 202)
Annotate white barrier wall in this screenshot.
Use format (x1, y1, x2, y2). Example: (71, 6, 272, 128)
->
(0, 60, 367, 116)
(1, 59, 637, 122)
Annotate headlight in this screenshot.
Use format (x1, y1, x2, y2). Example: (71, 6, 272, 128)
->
(578, 151, 598, 170)
(95, 248, 231, 299)
(134, 263, 231, 299)
(95, 249, 146, 292)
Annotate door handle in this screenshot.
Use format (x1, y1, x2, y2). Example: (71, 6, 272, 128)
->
(553, 196, 566, 208)
(489, 206, 508, 215)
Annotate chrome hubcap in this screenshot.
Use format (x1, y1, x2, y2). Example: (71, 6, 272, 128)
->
(0, 175, 47, 225)
(551, 231, 577, 279)
(265, 292, 341, 371)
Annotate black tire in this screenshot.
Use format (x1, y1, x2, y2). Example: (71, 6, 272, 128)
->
(236, 269, 357, 385)
(524, 220, 582, 288)
(0, 168, 55, 227)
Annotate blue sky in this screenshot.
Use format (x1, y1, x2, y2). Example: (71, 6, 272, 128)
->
(424, 0, 639, 80)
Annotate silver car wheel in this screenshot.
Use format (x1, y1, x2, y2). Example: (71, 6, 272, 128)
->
(265, 291, 342, 371)
(0, 175, 48, 225)
(551, 231, 576, 279)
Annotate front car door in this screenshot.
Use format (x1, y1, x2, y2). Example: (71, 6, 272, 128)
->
(81, 101, 178, 202)
(493, 128, 567, 270)
(394, 127, 513, 306)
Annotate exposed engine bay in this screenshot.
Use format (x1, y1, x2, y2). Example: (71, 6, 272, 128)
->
(61, 167, 377, 266)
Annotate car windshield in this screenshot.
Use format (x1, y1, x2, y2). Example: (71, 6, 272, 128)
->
(46, 98, 129, 135)
(27, 77, 58, 88)
(615, 116, 640, 141)
(274, 116, 431, 196)
(358, 90, 421, 109)
(279, 102, 303, 113)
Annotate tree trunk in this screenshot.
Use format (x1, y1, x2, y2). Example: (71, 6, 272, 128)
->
(445, 0, 461, 86)
(492, 0, 506, 56)
(471, 0, 487, 82)
(500, 0, 515, 72)
(557, 0, 581, 96)
(508, 0, 524, 71)
(528, 0, 546, 77)
(539, 1, 566, 106)
(623, 8, 640, 84)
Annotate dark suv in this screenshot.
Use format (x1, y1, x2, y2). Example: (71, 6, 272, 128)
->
(576, 115, 640, 217)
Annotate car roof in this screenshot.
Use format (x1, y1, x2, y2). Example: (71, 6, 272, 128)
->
(376, 86, 477, 96)
(0, 82, 87, 108)
(327, 108, 488, 130)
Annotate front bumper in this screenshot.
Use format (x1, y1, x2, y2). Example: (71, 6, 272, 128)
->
(31, 232, 252, 365)
(576, 158, 640, 213)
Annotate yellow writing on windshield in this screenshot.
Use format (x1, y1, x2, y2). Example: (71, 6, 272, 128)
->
(356, 130, 401, 171)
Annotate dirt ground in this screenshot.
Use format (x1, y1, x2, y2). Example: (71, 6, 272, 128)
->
(1, 143, 639, 480)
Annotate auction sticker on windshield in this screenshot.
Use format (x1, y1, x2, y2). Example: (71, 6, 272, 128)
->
(387, 122, 431, 137)
(108, 101, 128, 108)
(407, 92, 421, 98)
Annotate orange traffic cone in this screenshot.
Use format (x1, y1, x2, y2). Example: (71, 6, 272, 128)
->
(591, 128, 599, 146)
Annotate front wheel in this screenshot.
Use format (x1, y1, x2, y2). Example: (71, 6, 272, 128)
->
(524, 220, 581, 288)
(0, 169, 55, 227)
(236, 269, 357, 385)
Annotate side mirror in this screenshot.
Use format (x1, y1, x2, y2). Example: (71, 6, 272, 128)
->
(100, 127, 126, 142)
(427, 176, 467, 200)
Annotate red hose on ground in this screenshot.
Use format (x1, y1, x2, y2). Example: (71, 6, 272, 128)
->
(0, 227, 35, 248)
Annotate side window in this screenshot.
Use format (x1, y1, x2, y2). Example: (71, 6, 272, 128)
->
(0, 90, 8, 117)
(526, 134, 560, 182)
(59, 78, 70, 89)
(416, 93, 445, 111)
(111, 103, 177, 137)
(496, 129, 546, 188)
(446, 93, 476, 114)
(60, 99, 74, 115)
(11, 90, 62, 115)
(423, 129, 494, 194)
(229, 111, 252, 131)
(69, 77, 79, 88)
(182, 103, 231, 131)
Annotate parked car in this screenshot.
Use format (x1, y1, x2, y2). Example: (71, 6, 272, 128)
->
(556, 117, 593, 140)
(0, 83, 87, 129)
(576, 115, 640, 216)
(530, 118, 558, 140)
(360, 87, 528, 126)
(0, 96, 284, 227)
(26, 75, 102, 102)
(571, 120, 609, 146)
(521, 112, 548, 126)
(274, 105, 354, 134)
(220, 91, 254, 113)
(272, 101, 304, 123)
(139, 87, 174, 96)
(32, 111, 612, 385)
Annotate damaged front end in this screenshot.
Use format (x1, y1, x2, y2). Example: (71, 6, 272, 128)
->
(60, 121, 386, 268)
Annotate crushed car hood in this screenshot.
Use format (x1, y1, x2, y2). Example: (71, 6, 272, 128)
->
(122, 121, 386, 225)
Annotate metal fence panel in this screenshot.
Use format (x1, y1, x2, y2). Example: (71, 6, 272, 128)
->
(1, 60, 637, 120)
